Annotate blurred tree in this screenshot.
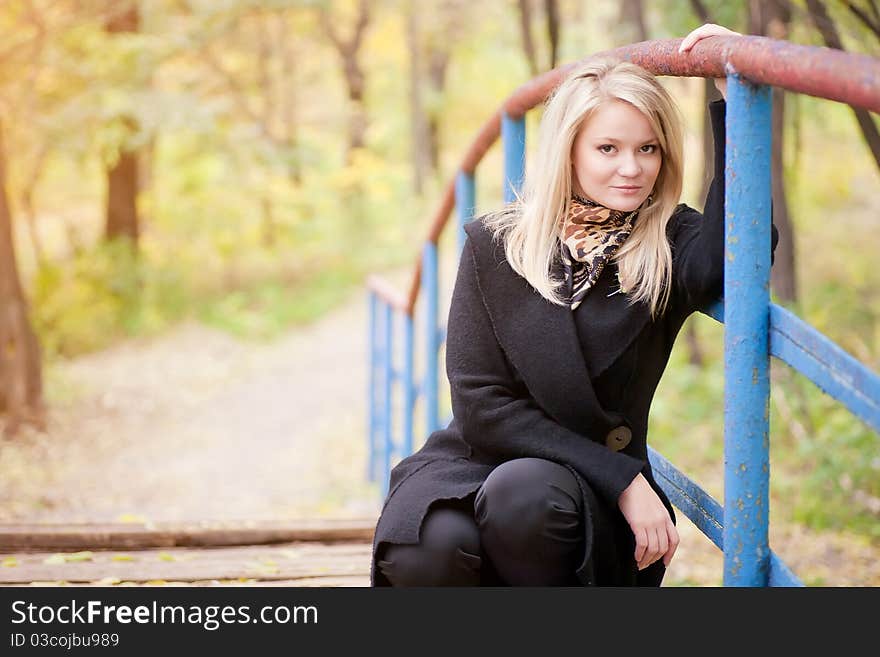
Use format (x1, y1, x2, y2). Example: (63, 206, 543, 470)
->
(104, 1, 141, 246)
(172, 0, 319, 247)
(424, 0, 463, 182)
(515, 0, 559, 75)
(804, 0, 880, 171)
(619, 0, 648, 43)
(0, 119, 44, 436)
(407, 0, 463, 193)
(319, 0, 371, 164)
(750, 0, 798, 303)
(406, 0, 431, 194)
(679, 0, 723, 368)
(844, 0, 880, 41)
(517, 0, 539, 76)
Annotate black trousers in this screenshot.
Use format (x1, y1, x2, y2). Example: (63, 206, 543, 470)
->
(375, 457, 587, 586)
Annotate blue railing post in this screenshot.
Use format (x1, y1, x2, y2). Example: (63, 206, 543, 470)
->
(723, 72, 773, 587)
(367, 291, 378, 482)
(455, 171, 477, 256)
(403, 313, 415, 457)
(422, 242, 440, 436)
(502, 112, 525, 203)
(456, 171, 476, 256)
(381, 302, 394, 499)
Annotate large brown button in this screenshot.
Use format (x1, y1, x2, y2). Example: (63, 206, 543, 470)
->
(605, 425, 632, 451)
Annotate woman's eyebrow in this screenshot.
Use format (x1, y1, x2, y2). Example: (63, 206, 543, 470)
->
(594, 137, 658, 144)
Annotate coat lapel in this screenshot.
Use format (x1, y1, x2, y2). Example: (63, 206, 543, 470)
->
(572, 261, 652, 380)
(464, 221, 635, 439)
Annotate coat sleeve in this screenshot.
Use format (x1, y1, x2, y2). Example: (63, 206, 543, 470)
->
(445, 236, 646, 505)
(670, 99, 780, 312)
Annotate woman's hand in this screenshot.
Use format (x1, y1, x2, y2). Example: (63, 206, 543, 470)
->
(618, 473, 679, 570)
(678, 23, 743, 101)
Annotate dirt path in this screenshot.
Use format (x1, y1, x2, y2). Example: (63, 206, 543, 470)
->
(0, 280, 398, 524)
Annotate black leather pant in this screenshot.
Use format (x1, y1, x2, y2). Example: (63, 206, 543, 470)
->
(375, 457, 586, 586)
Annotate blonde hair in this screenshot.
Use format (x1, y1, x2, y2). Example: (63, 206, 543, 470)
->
(482, 58, 685, 319)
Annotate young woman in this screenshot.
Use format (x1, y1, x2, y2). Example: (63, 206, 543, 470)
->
(371, 23, 779, 587)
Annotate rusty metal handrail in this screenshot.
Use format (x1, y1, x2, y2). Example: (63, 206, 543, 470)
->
(367, 34, 880, 316)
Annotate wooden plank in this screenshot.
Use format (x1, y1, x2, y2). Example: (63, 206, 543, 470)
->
(0, 542, 373, 585)
(0, 518, 377, 550)
(13, 575, 371, 588)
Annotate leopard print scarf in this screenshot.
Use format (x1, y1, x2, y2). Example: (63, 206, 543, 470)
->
(559, 195, 641, 311)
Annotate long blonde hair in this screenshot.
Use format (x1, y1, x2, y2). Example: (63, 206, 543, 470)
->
(483, 58, 685, 319)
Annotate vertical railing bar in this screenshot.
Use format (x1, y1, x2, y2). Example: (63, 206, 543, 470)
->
(403, 312, 415, 457)
(456, 171, 476, 256)
(367, 291, 378, 482)
(724, 72, 773, 587)
(502, 112, 526, 203)
(381, 302, 394, 500)
(422, 242, 440, 437)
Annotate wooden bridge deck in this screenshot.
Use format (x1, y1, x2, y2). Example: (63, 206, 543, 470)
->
(0, 518, 375, 587)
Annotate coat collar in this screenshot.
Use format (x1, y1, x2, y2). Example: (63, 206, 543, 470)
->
(464, 219, 650, 437)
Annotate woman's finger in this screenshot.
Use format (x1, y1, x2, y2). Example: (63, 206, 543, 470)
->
(679, 23, 738, 53)
(639, 528, 660, 570)
(634, 527, 648, 564)
(679, 24, 713, 52)
(663, 520, 680, 567)
(657, 524, 669, 559)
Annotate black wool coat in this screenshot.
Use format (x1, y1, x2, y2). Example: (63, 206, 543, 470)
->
(370, 99, 779, 586)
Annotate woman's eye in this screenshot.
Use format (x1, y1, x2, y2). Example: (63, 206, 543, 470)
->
(641, 144, 658, 153)
(599, 145, 615, 153)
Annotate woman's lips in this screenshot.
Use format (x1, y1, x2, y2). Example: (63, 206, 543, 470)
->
(612, 186, 642, 194)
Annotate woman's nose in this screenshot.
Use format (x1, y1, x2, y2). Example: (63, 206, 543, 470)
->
(618, 155, 642, 176)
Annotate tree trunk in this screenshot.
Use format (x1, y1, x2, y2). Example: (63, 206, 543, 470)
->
(427, 47, 450, 179)
(407, 0, 431, 195)
(425, 0, 459, 181)
(685, 77, 719, 368)
(619, 0, 648, 42)
(752, 0, 798, 302)
(104, 4, 140, 245)
(688, 0, 710, 24)
(320, 1, 371, 164)
(517, 0, 539, 76)
(544, 0, 559, 69)
(805, 0, 880, 172)
(844, 0, 880, 40)
(0, 119, 44, 436)
(686, 0, 719, 368)
(105, 145, 140, 244)
(770, 86, 797, 302)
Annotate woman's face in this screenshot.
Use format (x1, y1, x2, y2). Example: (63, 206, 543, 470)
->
(571, 99, 662, 212)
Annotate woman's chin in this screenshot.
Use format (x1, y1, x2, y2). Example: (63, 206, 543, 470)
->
(608, 200, 645, 213)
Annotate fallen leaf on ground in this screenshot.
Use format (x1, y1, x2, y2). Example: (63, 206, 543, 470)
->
(117, 513, 149, 524)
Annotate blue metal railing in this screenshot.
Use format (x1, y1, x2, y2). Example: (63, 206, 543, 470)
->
(722, 74, 773, 585)
(366, 36, 880, 587)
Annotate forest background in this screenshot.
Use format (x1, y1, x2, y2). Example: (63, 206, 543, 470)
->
(0, 0, 878, 586)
